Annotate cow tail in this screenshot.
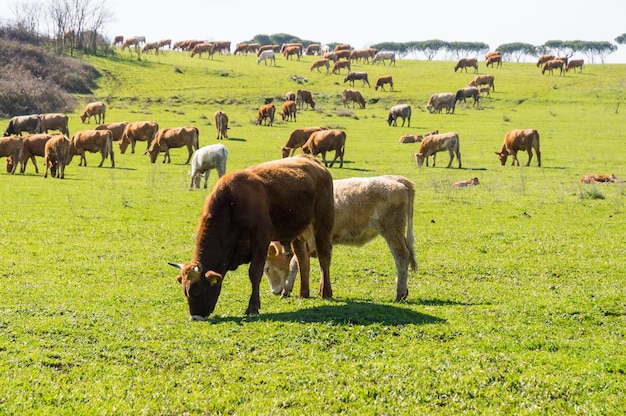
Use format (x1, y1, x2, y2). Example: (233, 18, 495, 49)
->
(194, 127, 199, 150)
(395, 177, 417, 271)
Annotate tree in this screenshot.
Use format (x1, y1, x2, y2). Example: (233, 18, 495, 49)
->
(615, 33, 626, 44)
(580, 41, 617, 64)
(412, 39, 449, 60)
(370, 42, 408, 57)
(496, 42, 536, 62)
(9, 0, 42, 35)
(446, 41, 489, 60)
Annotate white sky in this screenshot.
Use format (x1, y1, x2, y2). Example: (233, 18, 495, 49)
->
(3, 0, 626, 62)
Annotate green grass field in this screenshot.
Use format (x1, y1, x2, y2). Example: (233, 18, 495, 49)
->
(1, 49, 625, 415)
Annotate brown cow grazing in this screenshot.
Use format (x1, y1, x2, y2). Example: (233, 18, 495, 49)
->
(281, 126, 327, 158)
(310, 58, 330, 73)
(4, 114, 42, 136)
(169, 155, 335, 319)
(468, 74, 495, 92)
(146, 126, 199, 164)
(283, 45, 301, 60)
(69, 129, 114, 168)
(157, 39, 171, 50)
(343, 71, 370, 87)
(265, 175, 416, 301)
(119, 121, 159, 154)
(332, 60, 351, 74)
(80, 101, 106, 124)
(537, 54, 555, 67)
(323, 52, 339, 62)
(0, 136, 23, 174)
(486, 55, 502, 68)
(454, 58, 478, 73)
(13, 133, 53, 174)
(350, 49, 372, 63)
(256, 103, 276, 126)
(581, 174, 623, 184)
(142, 41, 158, 54)
(495, 129, 541, 167)
(334, 43, 351, 51)
(302, 129, 346, 168)
(296, 90, 315, 110)
(121, 37, 139, 51)
(281, 101, 297, 122)
(40, 113, 70, 136)
(485, 51, 501, 60)
(305, 43, 320, 55)
(414, 132, 462, 168)
(214, 111, 229, 139)
(44, 135, 71, 179)
(452, 177, 480, 187)
(479, 86, 491, 97)
(113, 35, 124, 46)
(341, 89, 366, 109)
(542, 59, 564, 75)
(566, 59, 584, 73)
(375, 75, 393, 91)
(285, 91, 296, 101)
(190, 42, 214, 58)
(96, 122, 129, 143)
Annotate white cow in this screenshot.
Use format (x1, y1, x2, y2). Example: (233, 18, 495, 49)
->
(372, 51, 396, 66)
(257, 50, 276, 66)
(189, 144, 228, 189)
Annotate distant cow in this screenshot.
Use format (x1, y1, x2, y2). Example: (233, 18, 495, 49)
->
(310, 58, 330, 73)
(427, 93, 455, 114)
(96, 122, 129, 143)
(387, 104, 412, 127)
(265, 175, 416, 300)
(189, 144, 228, 189)
(190, 42, 214, 59)
(332, 60, 351, 74)
(452, 177, 480, 187)
(281, 126, 327, 158)
(486, 55, 502, 68)
(80, 101, 106, 124)
(302, 129, 346, 168)
(256, 103, 276, 126)
(454, 58, 478, 73)
(342, 89, 366, 109)
(257, 49, 276, 65)
(542, 59, 564, 76)
(146, 126, 199, 164)
(69, 129, 114, 168)
(44, 135, 71, 179)
(495, 129, 541, 167)
(343, 71, 370, 87)
(281, 101, 297, 121)
(113, 35, 124, 46)
(375, 75, 393, 91)
(398, 133, 422, 144)
(40, 113, 69, 136)
(296, 90, 315, 110)
(119, 121, 159, 154)
(169, 155, 335, 319)
(566, 59, 584, 73)
(0, 136, 23, 174)
(372, 51, 395, 66)
(468, 74, 495, 92)
(581, 173, 622, 184)
(454, 87, 480, 106)
(214, 111, 229, 139)
(414, 132, 462, 168)
(4, 115, 42, 136)
(537, 54, 555, 67)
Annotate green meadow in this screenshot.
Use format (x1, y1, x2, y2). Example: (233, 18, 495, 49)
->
(1, 49, 625, 414)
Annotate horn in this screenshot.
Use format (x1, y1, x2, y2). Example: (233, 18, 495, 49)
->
(168, 262, 183, 269)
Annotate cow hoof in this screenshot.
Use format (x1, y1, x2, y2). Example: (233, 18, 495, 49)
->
(396, 289, 409, 301)
(245, 307, 260, 315)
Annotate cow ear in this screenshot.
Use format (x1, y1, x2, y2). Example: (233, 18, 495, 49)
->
(205, 271, 223, 286)
(267, 242, 279, 257)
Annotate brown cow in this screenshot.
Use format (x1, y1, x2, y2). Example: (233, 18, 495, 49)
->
(40, 113, 69, 136)
(310, 58, 330, 73)
(341, 89, 366, 109)
(375, 75, 393, 91)
(265, 175, 416, 301)
(537, 54, 555, 67)
(169, 155, 335, 319)
(12, 133, 53, 174)
(334, 44, 351, 51)
(4, 115, 42, 136)
(281, 127, 328, 158)
(0, 136, 23, 174)
(119, 121, 159, 154)
(332, 60, 351, 74)
(121, 37, 139, 51)
(581, 174, 622, 184)
(283, 45, 301, 60)
(398, 133, 422, 144)
(414, 132, 462, 168)
(214, 111, 229, 139)
(454, 58, 478, 73)
(542, 59, 564, 75)
(80, 101, 106, 124)
(305, 43, 320, 55)
(495, 129, 541, 167)
(296, 90, 315, 110)
(343, 71, 370, 87)
(190, 42, 214, 58)
(452, 177, 480, 187)
(566, 59, 584, 73)
(486, 55, 502, 68)
(468, 74, 495, 92)
(146, 126, 199, 164)
(350, 49, 372, 63)
(256, 104, 276, 126)
(302, 129, 346, 168)
(69, 129, 114, 168)
(113, 35, 124, 46)
(142, 42, 159, 54)
(96, 122, 129, 143)
(281, 101, 297, 122)
(44, 135, 71, 179)
(157, 39, 171, 50)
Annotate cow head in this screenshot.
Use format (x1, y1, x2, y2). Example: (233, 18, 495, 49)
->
(281, 146, 291, 158)
(386, 113, 395, 126)
(170, 262, 224, 321)
(264, 242, 294, 296)
(6, 156, 14, 173)
(495, 151, 508, 165)
(414, 152, 426, 168)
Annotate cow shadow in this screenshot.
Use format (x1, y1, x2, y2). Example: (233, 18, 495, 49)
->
(225, 137, 247, 142)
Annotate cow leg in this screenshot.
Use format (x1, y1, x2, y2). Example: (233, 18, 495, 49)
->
(511, 151, 519, 166)
(526, 150, 533, 167)
(109, 149, 115, 168)
(245, 256, 265, 315)
(446, 148, 454, 168)
(203, 170, 210, 189)
(185, 146, 193, 164)
(536, 148, 541, 167)
(98, 150, 106, 167)
(291, 239, 310, 298)
(315, 235, 333, 299)
(457, 149, 462, 168)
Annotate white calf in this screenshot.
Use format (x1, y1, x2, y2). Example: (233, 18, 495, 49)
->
(189, 144, 228, 189)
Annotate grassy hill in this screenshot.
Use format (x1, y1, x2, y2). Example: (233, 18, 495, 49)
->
(1, 49, 625, 414)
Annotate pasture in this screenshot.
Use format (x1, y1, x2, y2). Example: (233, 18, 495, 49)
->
(1, 48, 625, 414)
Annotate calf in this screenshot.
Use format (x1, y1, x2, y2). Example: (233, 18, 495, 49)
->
(256, 104, 276, 126)
(427, 93, 455, 114)
(79, 101, 106, 124)
(0, 136, 23, 174)
(214, 111, 229, 139)
(398, 133, 422, 144)
(375, 75, 393, 91)
(257, 49, 276, 65)
(265, 175, 416, 301)
(296, 90, 315, 110)
(146, 126, 199, 164)
(190, 144, 228, 189)
(302, 129, 346, 168)
(119, 121, 159, 154)
(452, 177, 480, 187)
(414, 132, 462, 168)
(331, 60, 351, 74)
(581, 174, 622, 184)
(342, 89, 366, 109)
(44, 135, 71, 179)
(280, 101, 297, 122)
(69, 129, 114, 168)
(468, 74, 495, 92)
(281, 126, 327, 158)
(495, 129, 541, 167)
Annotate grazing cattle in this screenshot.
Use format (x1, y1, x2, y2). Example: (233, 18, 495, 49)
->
(169, 155, 335, 319)
(332, 60, 351, 74)
(146, 126, 199, 164)
(341, 89, 366, 109)
(310, 58, 330, 73)
(343, 71, 370, 87)
(334, 44, 351, 51)
(265, 175, 416, 300)
(280, 101, 297, 121)
(581, 174, 622, 184)
(113, 35, 124, 46)
(495, 129, 541, 167)
(301, 129, 346, 168)
(387, 104, 412, 127)
(322, 52, 339, 62)
(142, 42, 158, 54)
(566, 59, 584, 73)
(257, 49, 276, 65)
(190, 42, 214, 58)
(398, 133, 422, 144)
(44, 135, 71, 179)
(96, 121, 128, 143)
(256, 104, 276, 126)
(542, 59, 564, 75)
(189, 144, 229, 189)
(537, 54, 555, 67)
(334, 50, 351, 60)
(4, 115, 42, 136)
(214, 111, 229, 140)
(372, 51, 396, 66)
(158, 39, 171, 50)
(211, 41, 231, 55)
(468, 74, 495, 92)
(119, 121, 159, 154)
(281, 126, 328, 158)
(285, 91, 296, 101)
(454, 58, 478, 73)
(414, 132, 462, 168)
(485, 51, 501, 60)
(454, 87, 480, 106)
(13, 133, 53, 174)
(296, 89, 315, 110)
(486, 55, 502, 68)
(69, 129, 114, 168)
(350, 49, 372, 63)
(452, 177, 480, 187)
(305, 43, 320, 55)
(427, 93, 455, 114)
(375, 75, 393, 91)
(79, 101, 106, 124)
(41, 113, 70, 136)
(0, 136, 23, 174)
(121, 37, 139, 51)
(257, 44, 279, 55)
(233, 43, 249, 55)
(283, 45, 301, 60)
(479, 86, 491, 97)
